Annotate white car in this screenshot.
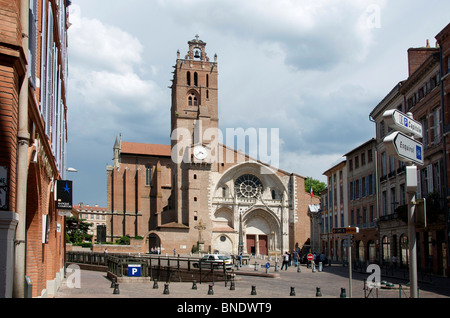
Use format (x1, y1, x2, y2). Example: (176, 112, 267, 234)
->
(193, 254, 233, 270)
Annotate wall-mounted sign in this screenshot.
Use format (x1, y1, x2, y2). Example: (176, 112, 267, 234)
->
(55, 180, 73, 210)
(0, 166, 7, 210)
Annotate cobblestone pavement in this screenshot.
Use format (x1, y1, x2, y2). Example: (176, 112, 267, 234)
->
(55, 263, 450, 299)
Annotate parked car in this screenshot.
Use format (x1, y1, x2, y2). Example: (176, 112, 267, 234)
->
(193, 254, 233, 270)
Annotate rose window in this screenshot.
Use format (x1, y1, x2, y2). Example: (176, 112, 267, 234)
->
(235, 174, 263, 198)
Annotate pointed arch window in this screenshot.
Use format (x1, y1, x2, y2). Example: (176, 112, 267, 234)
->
(187, 71, 191, 86)
(194, 72, 198, 86)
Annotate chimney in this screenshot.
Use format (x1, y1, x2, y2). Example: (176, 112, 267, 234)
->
(407, 39, 439, 76)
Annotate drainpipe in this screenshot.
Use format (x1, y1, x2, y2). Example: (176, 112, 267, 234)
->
(13, 0, 30, 298)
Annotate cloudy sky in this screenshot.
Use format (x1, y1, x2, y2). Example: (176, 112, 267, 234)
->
(66, 0, 450, 207)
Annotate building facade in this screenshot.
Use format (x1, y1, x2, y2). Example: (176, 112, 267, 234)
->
(369, 24, 450, 276)
(321, 160, 347, 262)
(74, 203, 107, 238)
(106, 37, 318, 256)
(345, 139, 378, 265)
(0, 0, 71, 297)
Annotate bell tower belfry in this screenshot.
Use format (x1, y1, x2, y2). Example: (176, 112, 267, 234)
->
(170, 35, 219, 145)
(169, 36, 219, 229)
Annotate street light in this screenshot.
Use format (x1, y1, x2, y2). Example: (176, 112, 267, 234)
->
(66, 167, 78, 172)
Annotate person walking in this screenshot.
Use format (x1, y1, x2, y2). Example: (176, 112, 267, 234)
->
(281, 251, 289, 270)
(293, 250, 299, 267)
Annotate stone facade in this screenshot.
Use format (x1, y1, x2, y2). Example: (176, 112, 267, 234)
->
(106, 37, 318, 257)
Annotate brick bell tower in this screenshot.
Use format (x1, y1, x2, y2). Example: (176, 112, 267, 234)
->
(169, 36, 219, 244)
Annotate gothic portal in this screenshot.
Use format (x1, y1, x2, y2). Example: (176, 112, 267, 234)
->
(106, 36, 318, 256)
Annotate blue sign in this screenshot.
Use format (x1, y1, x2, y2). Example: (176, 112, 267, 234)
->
(416, 145, 422, 161)
(265, 262, 270, 269)
(128, 264, 141, 277)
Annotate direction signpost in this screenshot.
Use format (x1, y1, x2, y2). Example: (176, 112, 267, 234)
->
(383, 131, 423, 165)
(383, 110, 422, 298)
(333, 227, 358, 297)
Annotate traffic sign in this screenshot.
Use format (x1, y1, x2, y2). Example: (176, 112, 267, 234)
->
(307, 254, 314, 261)
(332, 227, 359, 234)
(383, 131, 423, 166)
(383, 109, 423, 138)
(128, 264, 141, 277)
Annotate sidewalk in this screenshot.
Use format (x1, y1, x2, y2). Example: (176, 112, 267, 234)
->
(54, 262, 450, 299)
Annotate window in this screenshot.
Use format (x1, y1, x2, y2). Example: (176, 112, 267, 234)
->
(145, 166, 152, 186)
(368, 149, 373, 162)
(194, 72, 198, 86)
(206, 74, 209, 87)
(187, 71, 191, 86)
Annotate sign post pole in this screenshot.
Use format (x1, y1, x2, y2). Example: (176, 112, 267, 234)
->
(333, 227, 358, 298)
(383, 110, 422, 298)
(348, 235, 352, 298)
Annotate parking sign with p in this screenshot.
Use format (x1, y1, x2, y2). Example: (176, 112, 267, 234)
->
(128, 264, 141, 277)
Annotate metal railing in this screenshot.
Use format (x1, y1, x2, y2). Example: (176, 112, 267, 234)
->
(66, 251, 235, 285)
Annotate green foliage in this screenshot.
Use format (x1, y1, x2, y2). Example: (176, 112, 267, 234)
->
(115, 236, 130, 245)
(304, 177, 326, 197)
(65, 216, 93, 244)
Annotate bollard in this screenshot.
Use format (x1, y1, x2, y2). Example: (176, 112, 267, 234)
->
(319, 262, 323, 272)
(192, 280, 197, 290)
(315, 287, 322, 297)
(163, 283, 170, 295)
(113, 283, 120, 294)
(153, 279, 158, 289)
(230, 281, 235, 291)
(251, 285, 257, 295)
(297, 264, 301, 273)
(254, 262, 258, 271)
(290, 287, 296, 296)
(275, 261, 279, 272)
(340, 288, 347, 298)
(312, 263, 316, 273)
(208, 284, 214, 295)
(110, 277, 116, 288)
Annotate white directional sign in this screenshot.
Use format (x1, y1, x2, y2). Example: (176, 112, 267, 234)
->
(383, 131, 423, 165)
(383, 109, 423, 138)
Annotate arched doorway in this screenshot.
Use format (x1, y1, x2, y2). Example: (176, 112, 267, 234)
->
(147, 233, 161, 253)
(400, 234, 409, 267)
(243, 209, 278, 256)
(382, 236, 390, 264)
(368, 240, 376, 263)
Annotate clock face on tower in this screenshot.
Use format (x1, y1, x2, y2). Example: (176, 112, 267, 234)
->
(193, 145, 207, 160)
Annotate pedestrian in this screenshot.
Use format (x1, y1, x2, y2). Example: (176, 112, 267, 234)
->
(391, 255, 397, 269)
(238, 253, 243, 267)
(173, 248, 176, 256)
(281, 251, 289, 270)
(293, 250, 299, 267)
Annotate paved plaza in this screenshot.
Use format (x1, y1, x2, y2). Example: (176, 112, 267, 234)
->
(55, 262, 450, 299)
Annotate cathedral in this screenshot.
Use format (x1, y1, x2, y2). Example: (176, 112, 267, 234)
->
(106, 36, 319, 256)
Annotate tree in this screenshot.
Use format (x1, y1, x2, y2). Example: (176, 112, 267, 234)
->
(305, 177, 326, 197)
(66, 216, 93, 244)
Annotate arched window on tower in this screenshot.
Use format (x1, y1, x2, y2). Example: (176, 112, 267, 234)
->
(206, 74, 209, 87)
(194, 72, 198, 86)
(188, 96, 193, 106)
(193, 97, 198, 106)
(187, 71, 191, 86)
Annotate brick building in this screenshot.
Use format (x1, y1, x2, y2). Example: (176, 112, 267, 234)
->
(106, 37, 318, 256)
(0, 0, 71, 297)
(369, 23, 450, 276)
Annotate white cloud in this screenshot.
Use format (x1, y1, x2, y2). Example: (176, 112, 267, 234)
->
(69, 4, 143, 74)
